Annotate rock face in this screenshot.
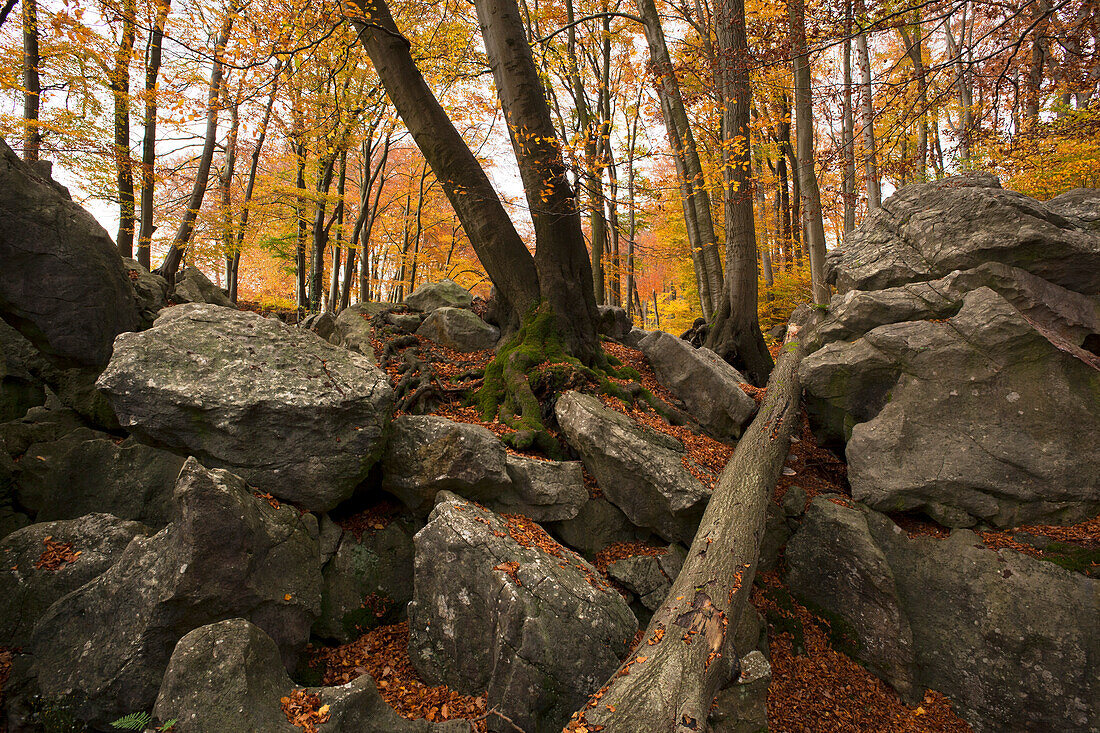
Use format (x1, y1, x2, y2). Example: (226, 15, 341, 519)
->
(555, 391, 710, 543)
(0, 320, 46, 421)
(381, 416, 512, 514)
(0, 513, 149, 648)
(802, 287, 1100, 528)
(406, 279, 473, 312)
(416, 307, 499, 352)
(330, 302, 384, 361)
(13, 427, 184, 526)
(639, 331, 756, 440)
(27, 459, 321, 725)
(0, 139, 139, 369)
(409, 492, 637, 733)
(173, 266, 235, 308)
(606, 544, 685, 611)
(548, 497, 646, 556)
(596, 305, 632, 341)
(121, 257, 169, 327)
(787, 497, 1099, 733)
(492, 455, 588, 522)
(315, 516, 418, 643)
(97, 304, 394, 510)
(302, 311, 337, 340)
(825, 174, 1100, 296)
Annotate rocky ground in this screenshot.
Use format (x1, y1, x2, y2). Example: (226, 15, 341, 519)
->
(1, 142, 1097, 732)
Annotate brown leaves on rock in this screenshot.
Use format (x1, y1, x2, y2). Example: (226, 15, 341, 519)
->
(34, 536, 81, 571)
(309, 622, 488, 731)
(280, 689, 330, 733)
(593, 541, 667, 574)
(336, 499, 403, 541)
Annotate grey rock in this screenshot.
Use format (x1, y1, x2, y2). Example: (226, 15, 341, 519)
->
(639, 331, 756, 440)
(826, 175, 1100, 296)
(548, 496, 645, 555)
(173, 266, 235, 308)
(597, 305, 632, 341)
(707, 651, 772, 733)
(757, 503, 791, 573)
(487, 455, 588, 522)
(409, 492, 637, 733)
(318, 513, 343, 566)
(1045, 188, 1100, 231)
(14, 427, 184, 526)
(388, 311, 423, 334)
(0, 404, 86, 459)
(781, 485, 808, 517)
(97, 304, 394, 511)
(121, 257, 169, 327)
(555, 391, 710, 543)
(417, 307, 499, 352)
(315, 516, 418, 643)
(405, 279, 473, 312)
(0, 139, 139, 369)
(786, 496, 1099, 732)
(0, 513, 149, 648)
(606, 545, 685, 610)
(0, 320, 46, 422)
(330, 302, 384, 361)
(381, 415, 511, 514)
(301, 311, 337, 340)
(28, 458, 321, 725)
(622, 326, 650, 348)
(802, 288, 1100, 527)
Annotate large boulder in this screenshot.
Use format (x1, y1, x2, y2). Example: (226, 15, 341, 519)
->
(1046, 188, 1100, 232)
(801, 287, 1100, 527)
(0, 320, 46, 421)
(548, 496, 647, 555)
(405, 279, 473, 312)
(172, 266, 235, 308)
(409, 492, 637, 733)
(97, 304, 394, 511)
(301, 311, 337, 340)
(0, 139, 139, 369)
(26, 459, 321, 725)
(825, 175, 1100, 295)
(0, 513, 150, 649)
(381, 416, 511, 514)
(416, 307, 499, 352)
(315, 516, 419, 643)
(491, 455, 588, 522)
(13, 427, 184, 526)
(606, 544, 686, 611)
(596, 305, 632, 341)
(639, 331, 756, 440)
(154, 618, 468, 733)
(555, 391, 710, 543)
(330, 302, 385, 361)
(121, 257, 169, 327)
(787, 497, 1099, 733)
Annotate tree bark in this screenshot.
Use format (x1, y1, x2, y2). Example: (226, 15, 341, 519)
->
(218, 87, 240, 301)
(310, 155, 337, 310)
(157, 7, 236, 282)
(21, 0, 40, 163)
(1025, 0, 1052, 124)
(358, 131, 391, 301)
(841, 6, 857, 234)
(705, 0, 773, 386)
(111, 0, 136, 256)
(137, 0, 171, 269)
(944, 4, 973, 165)
(855, 0, 880, 209)
(576, 308, 819, 733)
(790, 0, 828, 304)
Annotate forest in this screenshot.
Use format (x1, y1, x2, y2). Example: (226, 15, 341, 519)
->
(1, 0, 1097, 335)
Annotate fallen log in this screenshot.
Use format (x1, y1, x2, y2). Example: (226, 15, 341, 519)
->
(569, 306, 822, 733)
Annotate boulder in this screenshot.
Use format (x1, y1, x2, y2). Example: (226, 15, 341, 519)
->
(154, 619, 469, 733)
(606, 544, 685, 610)
(405, 279, 473, 312)
(0, 139, 139, 369)
(0, 404, 86, 459)
(802, 287, 1100, 527)
(172, 266, 235, 308)
(787, 496, 1099, 732)
(639, 331, 756, 440)
(301, 311, 337, 340)
(27, 459, 321, 725)
(0, 320, 46, 421)
(416, 307, 499, 352)
(488, 455, 588, 522)
(315, 516, 419, 643)
(330, 302, 384, 361)
(548, 496, 645, 556)
(380, 415, 511, 514)
(707, 651, 772, 733)
(121, 257, 169, 327)
(1045, 188, 1100, 231)
(825, 175, 1100, 296)
(622, 326, 650, 348)
(0, 513, 149, 648)
(555, 391, 710, 543)
(14, 427, 184, 526)
(97, 304, 394, 511)
(388, 311, 423, 334)
(0, 437, 27, 539)
(409, 492, 637, 733)
(596, 305, 632, 341)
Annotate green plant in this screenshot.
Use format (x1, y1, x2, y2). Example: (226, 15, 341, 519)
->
(110, 712, 178, 731)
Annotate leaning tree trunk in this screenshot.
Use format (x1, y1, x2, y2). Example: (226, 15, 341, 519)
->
(705, 0, 773, 386)
(575, 307, 820, 733)
(137, 0, 171, 269)
(841, 1, 857, 234)
(111, 0, 136, 256)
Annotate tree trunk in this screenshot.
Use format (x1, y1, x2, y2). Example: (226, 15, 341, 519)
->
(705, 0, 773, 386)
(157, 8, 235, 282)
(944, 5, 973, 165)
(310, 155, 337, 310)
(111, 0, 136, 256)
(790, 0, 828, 304)
(1025, 0, 1052, 124)
(21, 0, 40, 163)
(358, 132, 392, 301)
(345, 0, 541, 322)
(218, 89, 240, 301)
(137, 0, 170, 269)
(328, 150, 348, 311)
(855, 0, 880, 209)
(841, 8, 857, 234)
(576, 308, 819, 732)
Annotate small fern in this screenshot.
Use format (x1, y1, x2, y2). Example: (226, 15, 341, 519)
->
(110, 712, 151, 730)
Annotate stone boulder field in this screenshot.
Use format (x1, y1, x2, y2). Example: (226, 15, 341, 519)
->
(0, 149, 1097, 733)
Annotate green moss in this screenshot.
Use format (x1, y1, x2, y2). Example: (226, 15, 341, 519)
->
(804, 599, 862, 658)
(1038, 542, 1100, 574)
